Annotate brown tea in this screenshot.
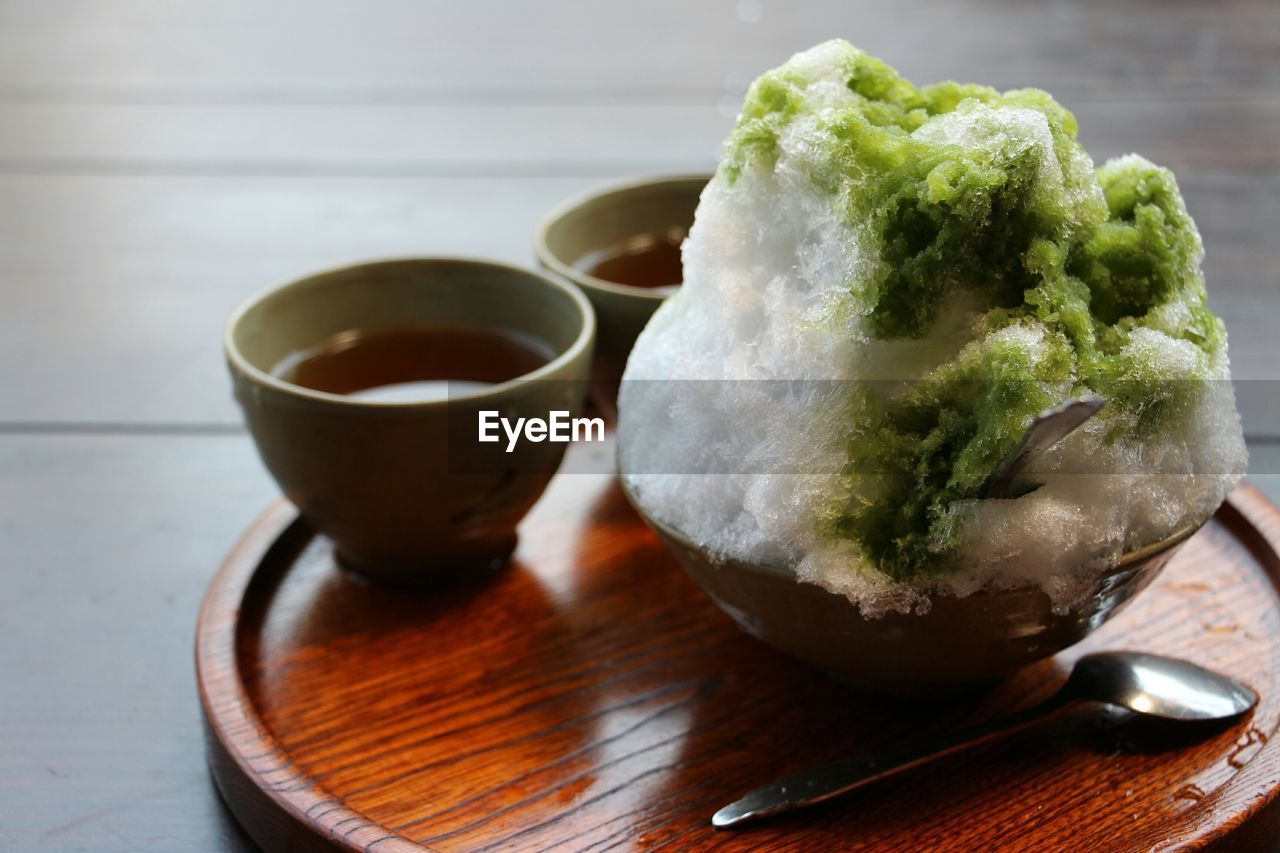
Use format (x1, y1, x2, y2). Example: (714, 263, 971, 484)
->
(272, 324, 554, 402)
(578, 231, 684, 290)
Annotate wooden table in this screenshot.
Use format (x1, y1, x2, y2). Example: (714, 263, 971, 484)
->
(0, 2, 1277, 849)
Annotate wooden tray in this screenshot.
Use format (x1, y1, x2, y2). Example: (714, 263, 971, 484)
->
(198, 453, 1280, 851)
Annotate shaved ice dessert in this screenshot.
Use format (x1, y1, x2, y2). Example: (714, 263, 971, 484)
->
(618, 41, 1247, 617)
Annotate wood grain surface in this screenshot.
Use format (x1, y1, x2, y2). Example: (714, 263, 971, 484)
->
(198, 463, 1280, 852)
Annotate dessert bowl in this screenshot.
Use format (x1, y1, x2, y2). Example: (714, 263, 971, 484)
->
(613, 41, 1243, 693)
(621, 476, 1199, 693)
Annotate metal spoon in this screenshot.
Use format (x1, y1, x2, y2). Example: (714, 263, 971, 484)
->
(712, 652, 1257, 829)
(985, 396, 1104, 499)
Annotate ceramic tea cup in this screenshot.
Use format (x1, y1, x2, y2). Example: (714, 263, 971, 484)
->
(535, 175, 709, 382)
(225, 258, 595, 585)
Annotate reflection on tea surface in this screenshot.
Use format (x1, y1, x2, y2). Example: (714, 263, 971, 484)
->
(578, 229, 685, 292)
(272, 324, 554, 402)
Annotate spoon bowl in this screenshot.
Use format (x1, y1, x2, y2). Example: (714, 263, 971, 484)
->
(1067, 651, 1258, 722)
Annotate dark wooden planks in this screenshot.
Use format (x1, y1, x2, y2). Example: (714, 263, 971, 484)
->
(0, 174, 619, 423)
(1251, 442, 1280, 504)
(0, 0, 1276, 99)
(0, 104, 728, 176)
(0, 5, 1275, 432)
(0, 98, 1276, 175)
(0, 173, 1275, 428)
(0, 434, 275, 851)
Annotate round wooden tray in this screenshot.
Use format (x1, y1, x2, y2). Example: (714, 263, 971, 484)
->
(198, 458, 1280, 851)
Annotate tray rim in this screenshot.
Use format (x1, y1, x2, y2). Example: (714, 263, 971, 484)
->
(197, 503, 431, 853)
(197, 483, 1280, 852)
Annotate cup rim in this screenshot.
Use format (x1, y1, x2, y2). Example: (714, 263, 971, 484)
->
(617, 472, 1201, 587)
(534, 173, 712, 301)
(224, 256, 596, 409)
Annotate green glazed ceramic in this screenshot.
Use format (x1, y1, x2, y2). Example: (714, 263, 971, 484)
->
(226, 258, 595, 585)
(535, 174, 709, 372)
(620, 477, 1198, 693)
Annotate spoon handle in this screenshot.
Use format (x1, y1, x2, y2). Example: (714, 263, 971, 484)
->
(711, 693, 1077, 829)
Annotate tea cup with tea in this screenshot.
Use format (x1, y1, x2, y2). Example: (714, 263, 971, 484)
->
(225, 258, 595, 585)
(536, 174, 709, 403)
